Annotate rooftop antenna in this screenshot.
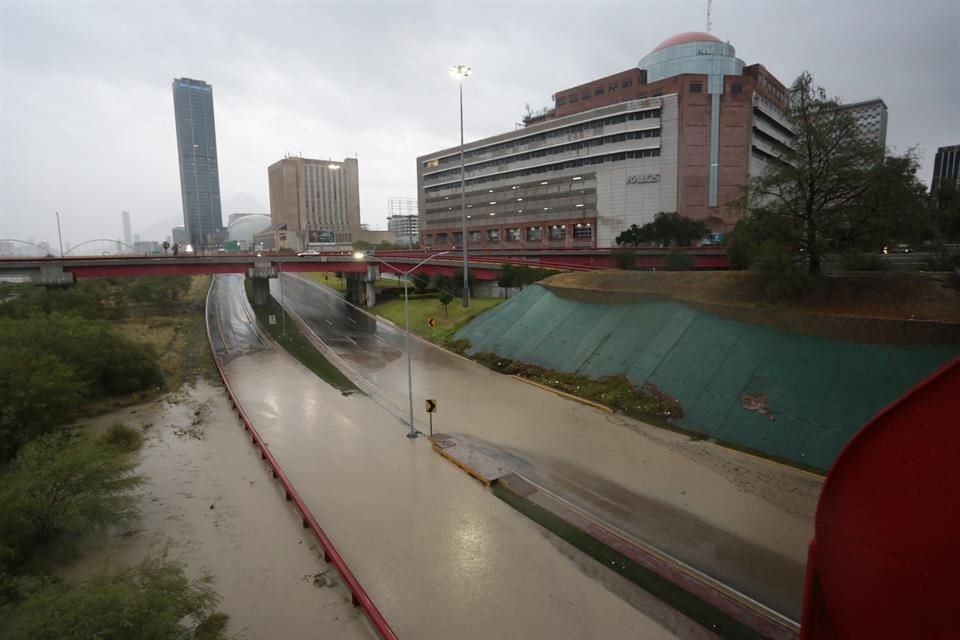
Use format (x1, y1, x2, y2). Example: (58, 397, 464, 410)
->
(707, 0, 712, 33)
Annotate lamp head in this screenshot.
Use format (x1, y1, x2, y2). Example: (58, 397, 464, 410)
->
(450, 64, 472, 79)
(353, 251, 365, 260)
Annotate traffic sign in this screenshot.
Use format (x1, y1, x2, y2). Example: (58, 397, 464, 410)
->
(425, 399, 437, 413)
(427, 317, 437, 328)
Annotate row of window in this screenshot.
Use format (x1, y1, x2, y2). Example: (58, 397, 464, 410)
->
(425, 109, 662, 170)
(426, 223, 593, 246)
(425, 148, 662, 194)
(556, 77, 640, 106)
(757, 74, 787, 104)
(424, 128, 662, 184)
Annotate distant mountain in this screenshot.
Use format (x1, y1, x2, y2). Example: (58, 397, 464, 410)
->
(222, 192, 267, 215)
(135, 216, 182, 243)
(133, 193, 267, 243)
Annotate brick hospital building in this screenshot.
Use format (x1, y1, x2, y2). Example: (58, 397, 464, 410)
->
(417, 32, 793, 249)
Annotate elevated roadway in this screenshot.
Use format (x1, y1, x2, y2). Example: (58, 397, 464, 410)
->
(0, 246, 730, 284)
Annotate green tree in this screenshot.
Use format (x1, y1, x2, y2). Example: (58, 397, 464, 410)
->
(438, 291, 453, 317)
(0, 348, 86, 460)
(162, 240, 170, 255)
(497, 264, 517, 294)
(744, 72, 927, 275)
(412, 273, 430, 295)
(0, 315, 163, 398)
(4, 555, 224, 640)
(612, 247, 636, 270)
(647, 212, 711, 247)
(615, 224, 648, 247)
(664, 251, 695, 271)
(0, 432, 143, 565)
(932, 183, 960, 242)
(616, 213, 710, 248)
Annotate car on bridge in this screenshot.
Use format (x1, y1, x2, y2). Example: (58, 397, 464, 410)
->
(297, 249, 320, 257)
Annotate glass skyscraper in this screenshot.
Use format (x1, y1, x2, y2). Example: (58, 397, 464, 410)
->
(172, 78, 223, 248)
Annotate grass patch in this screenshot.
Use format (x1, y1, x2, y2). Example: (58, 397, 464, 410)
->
(492, 483, 766, 640)
(301, 272, 405, 293)
(99, 422, 144, 452)
(371, 296, 504, 346)
(114, 275, 217, 388)
(244, 280, 358, 393)
(472, 353, 681, 425)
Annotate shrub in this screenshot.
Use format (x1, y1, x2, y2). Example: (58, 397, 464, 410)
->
(0, 431, 143, 566)
(612, 247, 636, 270)
(99, 423, 144, 453)
(842, 252, 888, 271)
(4, 555, 225, 640)
(664, 250, 694, 271)
(926, 247, 960, 272)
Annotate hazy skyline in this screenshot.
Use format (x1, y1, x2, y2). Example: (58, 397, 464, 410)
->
(2, 0, 958, 248)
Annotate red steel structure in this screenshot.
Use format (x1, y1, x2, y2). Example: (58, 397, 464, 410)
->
(0, 247, 730, 282)
(801, 355, 960, 639)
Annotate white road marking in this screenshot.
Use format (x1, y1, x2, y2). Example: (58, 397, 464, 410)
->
(325, 318, 334, 327)
(347, 317, 357, 324)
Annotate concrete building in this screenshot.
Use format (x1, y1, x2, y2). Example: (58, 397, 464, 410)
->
(838, 98, 888, 149)
(417, 31, 791, 249)
(121, 210, 133, 247)
(931, 145, 960, 203)
(387, 197, 420, 247)
(172, 77, 223, 248)
(267, 156, 360, 248)
(171, 226, 188, 246)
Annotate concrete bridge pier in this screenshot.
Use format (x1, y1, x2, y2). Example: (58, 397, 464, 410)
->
(30, 263, 75, 288)
(344, 264, 379, 308)
(246, 258, 277, 306)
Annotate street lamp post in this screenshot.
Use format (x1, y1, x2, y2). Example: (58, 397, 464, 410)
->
(451, 64, 471, 308)
(55, 211, 64, 258)
(354, 250, 451, 439)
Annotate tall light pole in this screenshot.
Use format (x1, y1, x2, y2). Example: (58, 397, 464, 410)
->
(354, 250, 451, 438)
(451, 64, 471, 308)
(55, 211, 64, 258)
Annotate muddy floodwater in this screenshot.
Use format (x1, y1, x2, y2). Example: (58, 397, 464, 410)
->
(64, 380, 373, 640)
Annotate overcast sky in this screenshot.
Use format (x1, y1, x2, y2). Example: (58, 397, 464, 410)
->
(1, 0, 957, 248)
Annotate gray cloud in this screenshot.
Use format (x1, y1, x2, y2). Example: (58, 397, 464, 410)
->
(2, 0, 957, 247)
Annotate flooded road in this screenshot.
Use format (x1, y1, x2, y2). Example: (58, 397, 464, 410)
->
(276, 273, 822, 620)
(212, 274, 704, 639)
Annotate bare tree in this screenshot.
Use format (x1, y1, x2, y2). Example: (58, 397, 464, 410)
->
(748, 72, 883, 275)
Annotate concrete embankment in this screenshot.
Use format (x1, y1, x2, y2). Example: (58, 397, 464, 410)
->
(456, 284, 959, 470)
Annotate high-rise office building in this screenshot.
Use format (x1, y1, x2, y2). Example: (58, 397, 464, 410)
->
(172, 77, 223, 248)
(931, 145, 960, 204)
(121, 210, 133, 247)
(268, 156, 360, 245)
(838, 98, 888, 149)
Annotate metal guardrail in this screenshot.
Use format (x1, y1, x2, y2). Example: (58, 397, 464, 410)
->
(204, 278, 398, 640)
